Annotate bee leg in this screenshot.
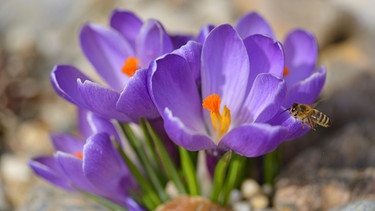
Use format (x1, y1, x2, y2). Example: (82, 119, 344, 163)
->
(308, 119, 316, 131)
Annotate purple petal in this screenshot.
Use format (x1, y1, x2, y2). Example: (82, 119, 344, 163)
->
(80, 24, 133, 91)
(236, 74, 286, 125)
(150, 54, 216, 150)
(243, 35, 284, 87)
(235, 12, 275, 40)
(117, 68, 159, 121)
(86, 112, 122, 143)
(283, 29, 318, 86)
(268, 108, 310, 140)
(172, 41, 202, 83)
(136, 19, 174, 67)
(110, 9, 143, 48)
(219, 123, 287, 157)
(201, 24, 250, 116)
(83, 133, 126, 193)
(51, 133, 84, 153)
(29, 156, 73, 191)
(50, 65, 91, 107)
(77, 80, 131, 122)
(170, 34, 193, 49)
(55, 152, 98, 193)
(283, 67, 326, 108)
(78, 109, 93, 139)
(196, 24, 215, 43)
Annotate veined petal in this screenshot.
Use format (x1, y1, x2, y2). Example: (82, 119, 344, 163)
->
(150, 54, 206, 133)
(219, 123, 287, 157)
(172, 41, 202, 83)
(50, 65, 91, 107)
(196, 24, 215, 43)
(83, 133, 127, 193)
(283, 66, 326, 108)
(80, 24, 133, 91)
(110, 9, 143, 48)
(86, 112, 122, 143)
(78, 109, 93, 140)
(201, 24, 250, 116)
(268, 108, 310, 140)
(77, 80, 131, 122)
(136, 19, 174, 67)
(236, 74, 286, 125)
(170, 34, 193, 49)
(243, 35, 284, 87)
(50, 133, 84, 153)
(117, 68, 159, 121)
(29, 156, 73, 191)
(163, 108, 217, 150)
(235, 12, 275, 40)
(55, 152, 98, 194)
(284, 29, 318, 86)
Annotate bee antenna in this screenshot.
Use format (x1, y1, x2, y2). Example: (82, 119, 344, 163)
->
(281, 108, 289, 113)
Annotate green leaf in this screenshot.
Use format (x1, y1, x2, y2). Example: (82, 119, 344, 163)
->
(210, 150, 232, 203)
(264, 147, 281, 185)
(76, 187, 128, 211)
(144, 120, 187, 194)
(179, 146, 200, 195)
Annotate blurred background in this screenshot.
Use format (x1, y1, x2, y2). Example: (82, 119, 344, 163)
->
(1, 0, 375, 210)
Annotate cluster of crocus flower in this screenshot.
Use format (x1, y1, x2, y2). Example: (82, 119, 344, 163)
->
(30, 9, 326, 210)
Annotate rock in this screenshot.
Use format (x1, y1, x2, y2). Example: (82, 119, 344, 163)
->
(241, 179, 261, 200)
(155, 196, 231, 211)
(330, 199, 375, 211)
(250, 194, 269, 209)
(232, 201, 252, 211)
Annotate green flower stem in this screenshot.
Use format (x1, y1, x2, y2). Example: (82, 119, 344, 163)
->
(210, 150, 232, 203)
(264, 147, 281, 185)
(179, 146, 200, 195)
(222, 153, 246, 206)
(120, 124, 169, 202)
(112, 139, 161, 210)
(144, 120, 187, 194)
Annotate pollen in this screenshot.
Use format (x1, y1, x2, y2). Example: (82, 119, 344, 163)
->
(74, 151, 83, 159)
(283, 66, 289, 77)
(203, 94, 231, 143)
(121, 57, 139, 77)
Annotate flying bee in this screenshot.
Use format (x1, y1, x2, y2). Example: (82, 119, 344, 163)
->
(288, 103, 331, 130)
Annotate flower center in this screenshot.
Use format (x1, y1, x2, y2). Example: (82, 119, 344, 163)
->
(283, 66, 289, 77)
(202, 94, 231, 143)
(121, 57, 140, 77)
(74, 151, 83, 159)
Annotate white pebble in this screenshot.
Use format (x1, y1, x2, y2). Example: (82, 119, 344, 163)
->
(165, 181, 179, 198)
(250, 193, 269, 209)
(229, 189, 242, 204)
(241, 179, 260, 199)
(232, 201, 252, 211)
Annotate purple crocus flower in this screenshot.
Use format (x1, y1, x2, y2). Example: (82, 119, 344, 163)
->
(235, 12, 326, 139)
(29, 110, 142, 210)
(150, 24, 288, 157)
(51, 9, 179, 122)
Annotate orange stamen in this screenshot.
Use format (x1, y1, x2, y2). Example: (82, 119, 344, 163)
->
(121, 57, 139, 77)
(202, 94, 231, 143)
(74, 152, 83, 159)
(283, 66, 290, 77)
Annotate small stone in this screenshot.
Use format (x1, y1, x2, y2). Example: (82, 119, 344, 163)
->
(233, 201, 252, 211)
(250, 194, 269, 209)
(330, 199, 375, 211)
(165, 181, 179, 198)
(261, 184, 273, 197)
(241, 179, 260, 200)
(155, 196, 231, 211)
(229, 189, 242, 204)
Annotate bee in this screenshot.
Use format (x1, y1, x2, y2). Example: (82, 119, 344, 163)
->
(288, 103, 331, 130)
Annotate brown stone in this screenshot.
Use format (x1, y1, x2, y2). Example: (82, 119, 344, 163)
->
(155, 196, 232, 211)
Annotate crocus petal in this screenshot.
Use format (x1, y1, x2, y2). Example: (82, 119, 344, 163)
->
(110, 9, 143, 48)
(50, 65, 91, 107)
(236, 74, 286, 125)
(50, 133, 84, 153)
(150, 54, 215, 149)
(284, 29, 318, 86)
(83, 133, 126, 193)
(243, 35, 284, 87)
(86, 112, 122, 143)
(117, 68, 159, 121)
(170, 34, 193, 49)
(80, 24, 133, 91)
(136, 19, 174, 67)
(268, 108, 310, 140)
(29, 156, 73, 191)
(201, 24, 250, 116)
(196, 24, 215, 43)
(283, 67, 326, 108)
(77, 80, 131, 122)
(55, 152, 98, 194)
(78, 109, 93, 139)
(172, 41, 202, 83)
(219, 123, 287, 157)
(235, 12, 275, 40)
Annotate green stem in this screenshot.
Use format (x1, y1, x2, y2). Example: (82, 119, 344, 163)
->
(179, 146, 200, 195)
(210, 150, 232, 203)
(264, 147, 281, 185)
(222, 153, 246, 205)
